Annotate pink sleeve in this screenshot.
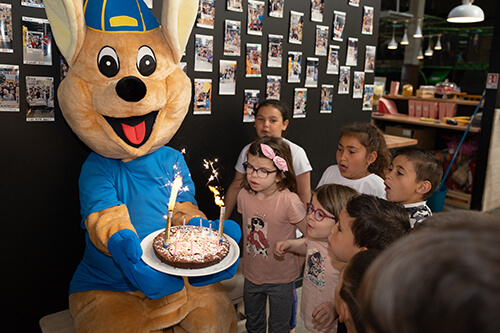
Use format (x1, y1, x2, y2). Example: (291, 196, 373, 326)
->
(287, 192, 306, 225)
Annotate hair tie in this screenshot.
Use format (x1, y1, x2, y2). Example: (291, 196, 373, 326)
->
(260, 143, 288, 172)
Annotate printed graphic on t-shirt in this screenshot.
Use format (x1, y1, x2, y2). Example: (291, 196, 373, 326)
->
(305, 249, 325, 289)
(246, 212, 270, 259)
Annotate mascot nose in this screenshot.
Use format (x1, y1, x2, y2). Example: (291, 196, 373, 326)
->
(116, 76, 147, 102)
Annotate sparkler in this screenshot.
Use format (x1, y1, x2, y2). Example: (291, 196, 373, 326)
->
(209, 185, 226, 241)
(164, 176, 183, 247)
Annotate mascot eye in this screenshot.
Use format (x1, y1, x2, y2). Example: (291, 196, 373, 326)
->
(98, 46, 120, 78)
(137, 46, 156, 76)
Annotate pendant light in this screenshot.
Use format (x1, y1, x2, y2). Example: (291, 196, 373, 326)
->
(447, 0, 484, 23)
(424, 39, 433, 57)
(400, 24, 409, 46)
(388, 22, 398, 50)
(417, 47, 424, 59)
(414, 19, 423, 38)
(434, 35, 442, 50)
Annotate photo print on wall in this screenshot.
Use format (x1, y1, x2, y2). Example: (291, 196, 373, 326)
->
(326, 45, 340, 75)
(348, 0, 360, 7)
(219, 60, 237, 95)
(365, 45, 376, 73)
(193, 78, 212, 115)
(338, 66, 350, 94)
(310, 0, 324, 23)
(287, 51, 302, 83)
(363, 84, 374, 111)
(269, 0, 284, 18)
(315, 25, 329, 56)
(244, 89, 260, 123)
(248, 0, 265, 36)
(289, 11, 304, 44)
(268, 34, 283, 68)
(194, 34, 213, 72)
(224, 20, 241, 56)
(22, 16, 53, 66)
(246, 43, 262, 77)
(266, 75, 281, 100)
(305, 57, 319, 88)
(0, 4, 13, 53)
(353, 71, 365, 99)
(0, 64, 19, 111)
(320, 84, 334, 113)
(197, 0, 215, 29)
(346, 37, 358, 66)
(293, 88, 307, 118)
(362, 6, 374, 35)
(227, 0, 243, 12)
(21, 0, 44, 8)
(332, 11, 346, 42)
(25, 75, 54, 121)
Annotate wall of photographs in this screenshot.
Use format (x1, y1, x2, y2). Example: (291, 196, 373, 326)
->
(0, 0, 380, 330)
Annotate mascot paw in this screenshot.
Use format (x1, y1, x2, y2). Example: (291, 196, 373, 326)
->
(108, 229, 185, 299)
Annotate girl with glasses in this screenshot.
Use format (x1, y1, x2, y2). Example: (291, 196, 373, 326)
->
(275, 184, 358, 333)
(237, 136, 306, 333)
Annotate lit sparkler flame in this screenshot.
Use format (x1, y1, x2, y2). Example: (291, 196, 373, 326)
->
(209, 185, 225, 207)
(168, 176, 183, 211)
(204, 159, 220, 185)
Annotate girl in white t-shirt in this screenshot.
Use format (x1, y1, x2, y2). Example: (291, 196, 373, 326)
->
(237, 136, 306, 333)
(226, 99, 312, 218)
(275, 184, 358, 333)
(317, 123, 390, 199)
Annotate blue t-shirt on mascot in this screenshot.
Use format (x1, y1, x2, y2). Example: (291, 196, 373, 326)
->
(70, 146, 196, 293)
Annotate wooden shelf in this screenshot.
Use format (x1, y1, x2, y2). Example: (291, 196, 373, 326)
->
(384, 134, 418, 149)
(384, 94, 481, 106)
(372, 114, 481, 133)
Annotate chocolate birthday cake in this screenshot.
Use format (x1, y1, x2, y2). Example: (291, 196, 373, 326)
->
(153, 225, 230, 269)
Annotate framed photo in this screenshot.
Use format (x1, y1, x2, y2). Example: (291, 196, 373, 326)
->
(248, 0, 265, 36)
(269, 0, 284, 18)
(268, 34, 283, 68)
(346, 37, 358, 66)
(338, 66, 351, 94)
(305, 57, 319, 88)
(26, 76, 54, 121)
(332, 11, 346, 42)
(0, 64, 19, 111)
(266, 75, 281, 100)
(0, 4, 13, 53)
(193, 78, 212, 115)
(244, 89, 260, 123)
(246, 43, 262, 77)
(326, 45, 340, 75)
(289, 11, 304, 44)
(219, 60, 237, 95)
(21, 0, 44, 8)
(196, 0, 215, 29)
(365, 45, 376, 73)
(353, 71, 365, 99)
(315, 25, 329, 56)
(22, 16, 53, 65)
(362, 6, 374, 35)
(363, 84, 374, 111)
(194, 34, 213, 72)
(320, 84, 334, 113)
(224, 20, 241, 56)
(311, 0, 324, 22)
(287, 51, 302, 83)
(293, 88, 307, 118)
(227, 0, 243, 12)
(348, 0, 360, 7)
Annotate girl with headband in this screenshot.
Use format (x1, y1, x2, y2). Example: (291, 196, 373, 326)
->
(237, 136, 307, 333)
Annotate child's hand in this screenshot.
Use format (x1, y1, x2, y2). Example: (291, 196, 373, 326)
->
(312, 301, 337, 330)
(274, 240, 289, 257)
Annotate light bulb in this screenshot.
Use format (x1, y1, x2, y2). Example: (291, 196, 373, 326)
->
(401, 28, 409, 45)
(434, 36, 442, 50)
(417, 48, 424, 60)
(414, 19, 423, 38)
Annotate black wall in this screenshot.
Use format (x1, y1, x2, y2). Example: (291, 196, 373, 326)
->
(1, 0, 380, 330)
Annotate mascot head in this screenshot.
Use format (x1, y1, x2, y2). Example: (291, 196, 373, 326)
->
(44, 0, 198, 159)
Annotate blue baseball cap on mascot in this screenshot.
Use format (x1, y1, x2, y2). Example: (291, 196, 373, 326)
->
(84, 0, 160, 33)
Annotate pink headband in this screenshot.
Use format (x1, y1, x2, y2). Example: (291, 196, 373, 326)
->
(260, 144, 288, 172)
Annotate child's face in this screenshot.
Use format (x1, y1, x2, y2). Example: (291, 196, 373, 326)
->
(307, 195, 336, 241)
(385, 155, 426, 205)
(254, 105, 289, 138)
(246, 153, 280, 196)
(336, 135, 376, 180)
(328, 207, 363, 264)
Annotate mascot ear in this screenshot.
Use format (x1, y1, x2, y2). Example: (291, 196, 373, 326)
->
(44, 0, 86, 67)
(161, 0, 199, 63)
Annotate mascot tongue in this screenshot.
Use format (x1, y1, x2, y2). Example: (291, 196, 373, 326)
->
(122, 122, 146, 145)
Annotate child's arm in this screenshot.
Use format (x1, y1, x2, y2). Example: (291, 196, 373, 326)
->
(295, 214, 307, 236)
(312, 301, 337, 330)
(296, 171, 312, 205)
(274, 238, 307, 257)
(224, 171, 245, 218)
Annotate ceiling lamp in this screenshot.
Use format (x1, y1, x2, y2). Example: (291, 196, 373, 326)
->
(414, 19, 423, 38)
(401, 27, 409, 45)
(388, 23, 398, 49)
(447, 0, 484, 23)
(425, 41, 434, 57)
(434, 35, 442, 50)
(417, 48, 424, 59)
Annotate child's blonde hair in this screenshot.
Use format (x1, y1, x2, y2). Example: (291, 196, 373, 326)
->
(340, 122, 391, 178)
(242, 136, 297, 193)
(314, 184, 358, 220)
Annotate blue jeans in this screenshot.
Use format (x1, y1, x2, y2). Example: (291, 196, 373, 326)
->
(244, 279, 294, 333)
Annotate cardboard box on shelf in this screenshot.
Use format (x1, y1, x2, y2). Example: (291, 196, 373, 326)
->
(385, 125, 437, 150)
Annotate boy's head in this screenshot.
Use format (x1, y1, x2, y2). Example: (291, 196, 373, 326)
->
(358, 211, 500, 333)
(328, 194, 410, 264)
(385, 147, 443, 204)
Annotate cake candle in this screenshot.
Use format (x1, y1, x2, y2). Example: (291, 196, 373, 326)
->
(218, 205, 226, 241)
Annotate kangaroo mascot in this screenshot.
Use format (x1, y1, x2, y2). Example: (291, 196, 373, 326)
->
(43, 0, 240, 332)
